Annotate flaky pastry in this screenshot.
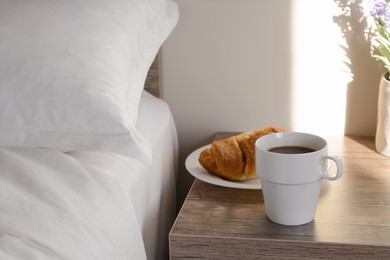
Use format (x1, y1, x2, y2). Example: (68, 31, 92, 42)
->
(198, 127, 286, 181)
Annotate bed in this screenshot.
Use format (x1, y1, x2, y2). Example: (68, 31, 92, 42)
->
(0, 1, 179, 259)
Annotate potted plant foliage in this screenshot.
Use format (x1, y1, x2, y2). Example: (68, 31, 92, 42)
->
(365, 0, 390, 156)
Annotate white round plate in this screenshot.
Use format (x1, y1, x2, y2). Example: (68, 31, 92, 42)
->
(185, 144, 262, 189)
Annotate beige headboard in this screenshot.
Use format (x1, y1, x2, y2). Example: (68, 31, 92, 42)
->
(144, 53, 161, 98)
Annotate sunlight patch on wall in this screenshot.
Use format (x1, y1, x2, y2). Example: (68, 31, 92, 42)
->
(291, 0, 352, 136)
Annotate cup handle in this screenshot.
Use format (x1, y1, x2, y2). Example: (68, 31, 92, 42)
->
(321, 155, 343, 181)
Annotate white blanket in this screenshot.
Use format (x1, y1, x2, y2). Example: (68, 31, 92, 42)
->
(0, 147, 147, 260)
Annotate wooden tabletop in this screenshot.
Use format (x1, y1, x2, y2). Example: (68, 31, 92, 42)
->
(169, 134, 390, 259)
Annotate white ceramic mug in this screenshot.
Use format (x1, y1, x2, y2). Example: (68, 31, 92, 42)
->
(255, 132, 343, 226)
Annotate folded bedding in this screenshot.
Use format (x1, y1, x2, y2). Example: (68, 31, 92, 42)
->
(0, 92, 178, 260)
(0, 0, 179, 258)
(0, 148, 146, 260)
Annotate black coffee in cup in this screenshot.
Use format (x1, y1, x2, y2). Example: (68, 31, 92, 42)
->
(268, 146, 315, 154)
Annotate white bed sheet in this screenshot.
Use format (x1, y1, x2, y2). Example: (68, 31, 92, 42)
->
(0, 147, 147, 260)
(68, 91, 178, 260)
(0, 91, 178, 260)
(136, 91, 178, 260)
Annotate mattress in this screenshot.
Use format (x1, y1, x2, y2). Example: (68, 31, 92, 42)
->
(68, 90, 178, 259)
(136, 91, 178, 259)
(0, 91, 178, 260)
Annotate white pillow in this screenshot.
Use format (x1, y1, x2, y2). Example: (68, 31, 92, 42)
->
(0, 0, 179, 165)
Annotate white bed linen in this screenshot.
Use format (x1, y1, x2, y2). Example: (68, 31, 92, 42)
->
(0, 0, 179, 165)
(136, 91, 178, 260)
(0, 148, 147, 260)
(0, 91, 178, 260)
(69, 91, 178, 259)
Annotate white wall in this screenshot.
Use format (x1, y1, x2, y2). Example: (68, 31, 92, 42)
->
(161, 0, 383, 206)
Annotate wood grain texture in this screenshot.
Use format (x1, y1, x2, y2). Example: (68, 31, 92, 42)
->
(169, 133, 390, 259)
(144, 53, 160, 98)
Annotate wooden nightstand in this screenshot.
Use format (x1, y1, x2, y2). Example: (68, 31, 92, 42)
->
(169, 133, 390, 259)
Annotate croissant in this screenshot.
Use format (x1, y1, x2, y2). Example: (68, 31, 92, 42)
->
(198, 127, 286, 181)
